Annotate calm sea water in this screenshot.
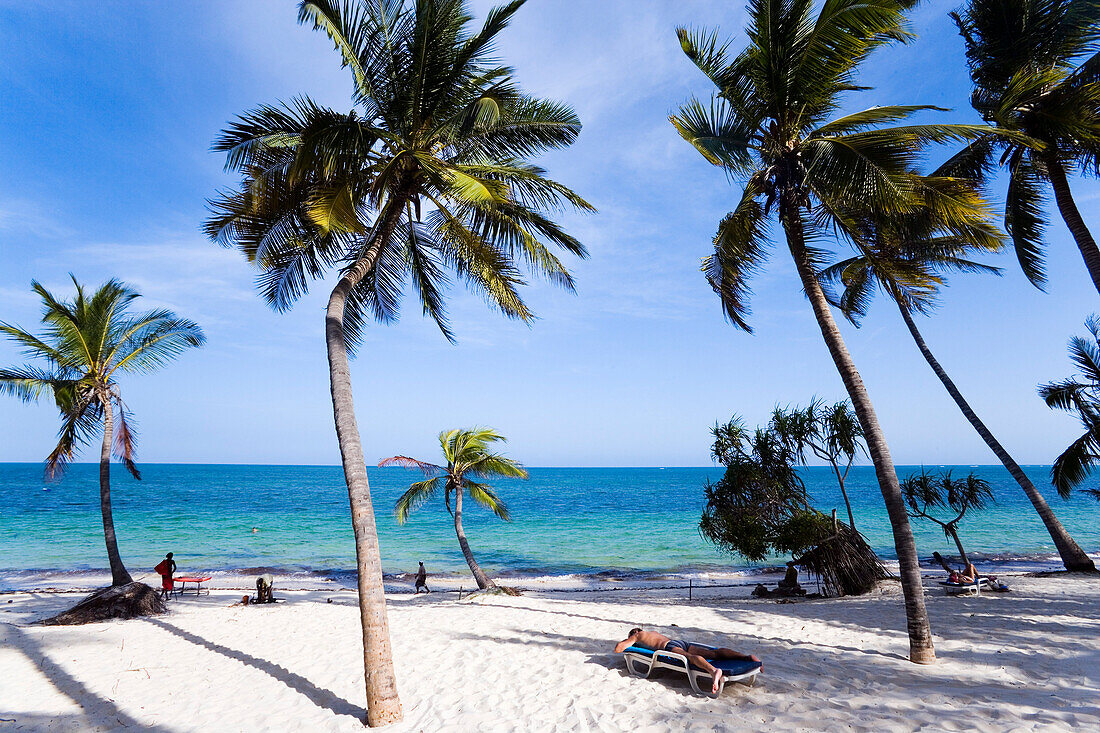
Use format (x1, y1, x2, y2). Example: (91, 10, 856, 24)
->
(1, 463, 1097, 588)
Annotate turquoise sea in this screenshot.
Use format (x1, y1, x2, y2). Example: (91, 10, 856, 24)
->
(1, 463, 1097, 589)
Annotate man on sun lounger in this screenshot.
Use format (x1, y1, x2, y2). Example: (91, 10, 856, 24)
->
(614, 627, 760, 693)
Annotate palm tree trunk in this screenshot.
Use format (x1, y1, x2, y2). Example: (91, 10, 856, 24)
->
(947, 526, 969, 568)
(1044, 149, 1100, 297)
(325, 201, 407, 727)
(99, 396, 132, 586)
(830, 460, 857, 530)
(453, 487, 496, 590)
(782, 207, 935, 664)
(896, 302, 1096, 572)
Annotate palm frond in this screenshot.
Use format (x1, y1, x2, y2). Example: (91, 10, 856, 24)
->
(703, 184, 770, 332)
(393, 476, 444, 523)
(464, 479, 510, 520)
(1005, 153, 1049, 289)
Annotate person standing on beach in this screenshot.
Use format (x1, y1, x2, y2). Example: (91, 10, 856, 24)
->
(415, 562, 430, 594)
(154, 553, 176, 599)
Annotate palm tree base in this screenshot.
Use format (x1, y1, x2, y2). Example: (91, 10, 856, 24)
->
(38, 582, 166, 625)
(365, 700, 403, 728)
(910, 648, 937, 665)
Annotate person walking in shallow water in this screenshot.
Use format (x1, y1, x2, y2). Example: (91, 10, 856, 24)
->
(415, 562, 430, 594)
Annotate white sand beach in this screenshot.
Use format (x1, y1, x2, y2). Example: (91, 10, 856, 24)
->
(2, 573, 1099, 732)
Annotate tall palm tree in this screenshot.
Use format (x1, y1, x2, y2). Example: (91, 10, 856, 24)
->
(382, 428, 527, 589)
(1040, 315, 1100, 500)
(205, 1, 590, 722)
(952, 0, 1100, 294)
(821, 165, 1097, 571)
(670, 0, 1002, 663)
(0, 277, 204, 587)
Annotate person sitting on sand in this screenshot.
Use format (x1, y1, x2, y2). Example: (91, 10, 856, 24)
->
(614, 627, 760, 694)
(154, 553, 176, 599)
(415, 561, 430, 594)
(255, 573, 275, 603)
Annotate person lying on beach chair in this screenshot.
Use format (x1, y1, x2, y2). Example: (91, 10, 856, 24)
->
(614, 627, 760, 694)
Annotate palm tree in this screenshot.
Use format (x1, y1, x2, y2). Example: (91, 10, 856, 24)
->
(951, 0, 1100, 294)
(820, 167, 1097, 571)
(670, 0, 1004, 663)
(0, 277, 204, 587)
(1040, 315, 1100, 500)
(205, 1, 589, 722)
(901, 469, 994, 568)
(382, 428, 527, 589)
(771, 399, 865, 530)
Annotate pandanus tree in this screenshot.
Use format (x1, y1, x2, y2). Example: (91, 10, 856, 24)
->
(951, 0, 1100, 294)
(770, 399, 865, 530)
(1040, 315, 1100, 500)
(901, 469, 994, 567)
(0, 278, 204, 587)
(205, 1, 589, 722)
(383, 428, 526, 590)
(820, 164, 1096, 571)
(701, 417, 820, 563)
(671, 0, 1003, 663)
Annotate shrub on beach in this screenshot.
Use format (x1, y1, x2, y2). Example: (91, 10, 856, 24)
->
(701, 415, 886, 596)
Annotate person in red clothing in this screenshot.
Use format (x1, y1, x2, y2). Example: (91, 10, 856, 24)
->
(154, 552, 176, 599)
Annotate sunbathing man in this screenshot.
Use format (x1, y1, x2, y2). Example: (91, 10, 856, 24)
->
(614, 627, 760, 693)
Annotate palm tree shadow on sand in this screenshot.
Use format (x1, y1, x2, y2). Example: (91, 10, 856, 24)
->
(2, 624, 172, 731)
(142, 617, 366, 722)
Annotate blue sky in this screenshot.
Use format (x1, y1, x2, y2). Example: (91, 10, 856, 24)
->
(0, 0, 1097, 468)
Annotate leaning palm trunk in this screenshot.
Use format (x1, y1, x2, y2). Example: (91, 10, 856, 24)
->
(948, 527, 970, 568)
(896, 302, 1096, 572)
(784, 209, 935, 663)
(453, 486, 496, 590)
(1044, 149, 1100, 297)
(324, 204, 407, 727)
(98, 393, 133, 587)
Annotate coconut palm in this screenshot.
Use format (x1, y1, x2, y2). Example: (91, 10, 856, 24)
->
(670, 0, 1003, 663)
(1040, 315, 1100, 500)
(0, 277, 204, 586)
(206, 1, 589, 723)
(951, 0, 1100, 294)
(771, 399, 865, 530)
(901, 469, 994, 567)
(820, 164, 1096, 571)
(382, 428, 527, 589)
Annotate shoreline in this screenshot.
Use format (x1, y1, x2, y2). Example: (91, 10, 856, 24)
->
(4, 551, 1092, 594)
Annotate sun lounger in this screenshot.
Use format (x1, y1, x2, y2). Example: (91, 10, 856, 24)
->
(940, 577, 994, 595)
(621, 645, 761, 697)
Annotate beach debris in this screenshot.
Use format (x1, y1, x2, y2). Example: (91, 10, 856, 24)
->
(38, 582, 166, 625)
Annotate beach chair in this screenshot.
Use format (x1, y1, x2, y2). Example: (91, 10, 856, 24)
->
(621, 645, 761, 698)
(940, 577, 994, 596)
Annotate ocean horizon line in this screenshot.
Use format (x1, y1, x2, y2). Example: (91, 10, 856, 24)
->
(0, 461, 1056, 469)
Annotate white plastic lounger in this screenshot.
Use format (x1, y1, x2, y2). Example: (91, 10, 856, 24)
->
(621, 645, 761, 698)
(940, 577, 994, 595)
